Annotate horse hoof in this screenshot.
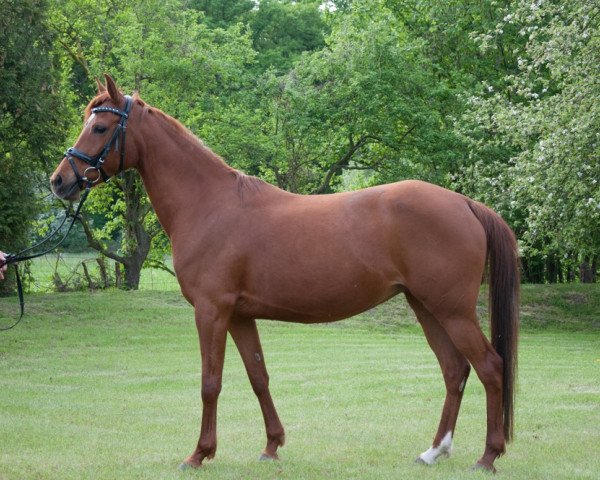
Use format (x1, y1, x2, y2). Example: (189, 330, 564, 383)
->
(178, 462, 200, 471)
(470, 462, 497, 474)
(414, 456, 431, 466)
(259, 453, 277, 461)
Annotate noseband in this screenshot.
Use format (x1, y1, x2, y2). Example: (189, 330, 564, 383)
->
(65, 95, 132, 187)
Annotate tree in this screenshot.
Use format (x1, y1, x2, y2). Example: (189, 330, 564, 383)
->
(51, 0, 256, 288)
(189, 0, 255, 29)
(249, 0, 329, 74)
(203, 0, 463, 194)
(457, 0, 600, 282)
(0, 0, 67, 293)
(387, 0, 523, 87)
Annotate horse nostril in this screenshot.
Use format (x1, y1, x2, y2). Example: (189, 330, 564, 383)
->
(52, 174, 63, 188)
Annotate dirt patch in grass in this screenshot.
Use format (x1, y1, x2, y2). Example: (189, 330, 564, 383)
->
(563, 292, 588, 305)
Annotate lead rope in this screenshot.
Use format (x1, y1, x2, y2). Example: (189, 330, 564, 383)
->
(0, 188, 90, 331)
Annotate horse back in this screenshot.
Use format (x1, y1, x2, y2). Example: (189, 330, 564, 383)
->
(218, 180, 488, 323)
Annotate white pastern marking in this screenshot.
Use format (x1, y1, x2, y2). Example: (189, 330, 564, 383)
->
(418, 431, 453, 465)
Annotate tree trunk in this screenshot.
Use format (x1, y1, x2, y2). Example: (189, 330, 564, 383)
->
(115, 262, 122, 288)
(120, 171, 153, 289)
(78, 171, 157, 290)
(579, 257, 596, 283)
(96, 257, 110, 288)
(123, 259, 143, 290)
(121, 246, 151, 291)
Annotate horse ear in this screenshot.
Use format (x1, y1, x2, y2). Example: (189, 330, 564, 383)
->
(95, 77, 107, 94)
(104, 74, 121, 102)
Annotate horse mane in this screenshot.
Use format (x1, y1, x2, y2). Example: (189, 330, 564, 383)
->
(131, 96, 274, 199)
(85, 92, 204, 146)
(232, 170, 272, 201)
(85, 92, 273, 201)
(84, 93, 110, 119)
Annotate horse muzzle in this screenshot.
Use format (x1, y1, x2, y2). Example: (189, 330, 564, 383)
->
(50, 166, 82, 201)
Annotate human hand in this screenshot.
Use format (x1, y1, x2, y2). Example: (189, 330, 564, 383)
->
(0, 251, 7, 280)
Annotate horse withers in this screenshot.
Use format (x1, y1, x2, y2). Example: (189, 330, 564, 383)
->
(50, 75, 519, 473)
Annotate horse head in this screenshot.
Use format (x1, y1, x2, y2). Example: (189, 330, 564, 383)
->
(50, 75, 137, 200)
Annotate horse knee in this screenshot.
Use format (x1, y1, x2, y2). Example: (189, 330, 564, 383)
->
(250, 371, 270, 396)
(201, 376, 222, 404)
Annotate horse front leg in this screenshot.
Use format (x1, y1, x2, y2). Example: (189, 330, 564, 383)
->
(229, 318, 285, 460)
(181, 303, 230, 469)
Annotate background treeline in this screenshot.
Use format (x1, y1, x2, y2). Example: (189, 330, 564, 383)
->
(0, 0, 598, 290)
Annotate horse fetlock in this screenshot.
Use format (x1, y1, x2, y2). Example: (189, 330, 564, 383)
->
(190, 439, 217, 464)
(470, 461, 497, 474)
(200, 444, 217, 459)
(267, 429, 285, 445)
(485, 433, 506, 456)
(263, 430, 285, 458)
(416, 431, 453, 465)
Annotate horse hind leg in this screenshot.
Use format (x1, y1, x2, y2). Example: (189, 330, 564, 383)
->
(438, 313, 505, 472)
(415, 294, 504, 473)
(406, 293, 471, 466)
(228, 318, 286, 460)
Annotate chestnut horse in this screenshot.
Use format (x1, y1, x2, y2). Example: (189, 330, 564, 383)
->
(50, 76, 519, 472)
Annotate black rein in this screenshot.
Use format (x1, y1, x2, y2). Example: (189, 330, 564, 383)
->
(0, 189, 89, 331)
(0, 95, 133, 330)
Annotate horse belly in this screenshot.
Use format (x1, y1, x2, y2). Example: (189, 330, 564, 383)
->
(238, 237, 403, 323)
(238, 278, 402, 323)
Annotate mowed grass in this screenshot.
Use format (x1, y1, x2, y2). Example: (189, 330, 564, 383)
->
(0, 287, 599, 480)
(26, 253, 179, 292)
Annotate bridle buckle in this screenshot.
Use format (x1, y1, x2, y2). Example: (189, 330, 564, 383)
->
(65, 95, 132, 188)
(82, 166, 102, 184)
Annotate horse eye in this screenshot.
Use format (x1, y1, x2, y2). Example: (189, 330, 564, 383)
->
(93, 125, 108, 134)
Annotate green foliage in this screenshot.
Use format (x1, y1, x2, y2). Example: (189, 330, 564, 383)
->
(189, 0, 255, 29)
(456, 0, 600, 280)
(249, 0, 329, 74)
(1, 0, 597, 284)
(389, 0, 523, 87)
(0, 0, 67, 170)
(204, 1, 466, 193)
(0, 0, 68, 291)
(285, 1, 455, 189)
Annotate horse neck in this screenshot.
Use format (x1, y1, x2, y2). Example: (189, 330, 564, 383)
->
(134, 109, 235, 236)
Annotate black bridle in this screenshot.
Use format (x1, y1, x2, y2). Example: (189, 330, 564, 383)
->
(66, 95, 132, 187)
(0, 95, 133, 330)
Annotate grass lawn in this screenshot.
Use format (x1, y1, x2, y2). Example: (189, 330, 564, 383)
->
(0, 287, 598, 479)
(25, 253, 179, 293)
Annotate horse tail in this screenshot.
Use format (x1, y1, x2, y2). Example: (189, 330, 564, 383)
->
(468, 200, 520, 443)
